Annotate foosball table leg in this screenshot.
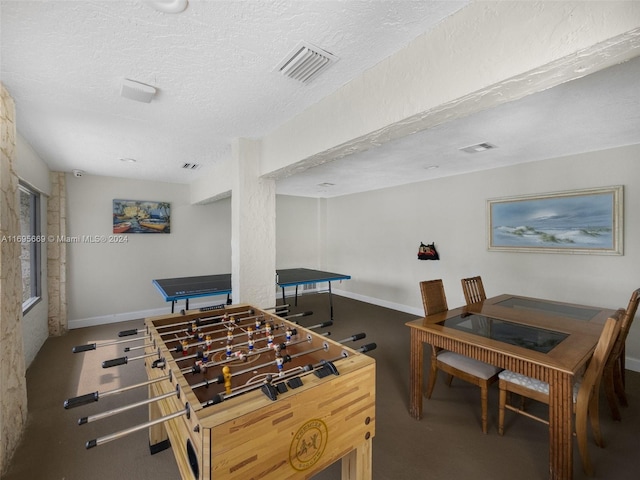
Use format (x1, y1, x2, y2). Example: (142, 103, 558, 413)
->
(340, 438, 372, 480)
(148, 385, 170, 454)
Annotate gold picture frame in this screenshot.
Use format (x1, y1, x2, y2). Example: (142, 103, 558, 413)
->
(487, 186, 623, 255)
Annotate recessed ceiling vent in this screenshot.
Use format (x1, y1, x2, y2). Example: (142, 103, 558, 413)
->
(459, 142, 497, 154)
(276, 42, 338, 84)
(182, 162, 201, 170)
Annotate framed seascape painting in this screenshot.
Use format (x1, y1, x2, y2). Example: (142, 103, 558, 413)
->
(113, 199, 171, 234)
(487, 186, 623, 255)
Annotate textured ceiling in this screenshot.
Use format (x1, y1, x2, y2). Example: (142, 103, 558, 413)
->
(2, 1, 639, 198)
(0, 0, 467, 185)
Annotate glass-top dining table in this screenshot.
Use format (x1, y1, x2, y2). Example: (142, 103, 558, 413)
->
(406, 294, 617, 480)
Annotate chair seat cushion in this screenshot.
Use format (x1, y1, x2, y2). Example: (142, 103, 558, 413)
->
(437, 351, 502, 379)
(499, 369, 581, 401)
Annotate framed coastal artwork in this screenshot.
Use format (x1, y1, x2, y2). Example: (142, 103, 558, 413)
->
(487, 186, 623, 255)
(113, 199, 171, 234)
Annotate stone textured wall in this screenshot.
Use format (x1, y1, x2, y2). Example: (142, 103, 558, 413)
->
(47, 172, 67, 335)
(0, 84, 28, 475)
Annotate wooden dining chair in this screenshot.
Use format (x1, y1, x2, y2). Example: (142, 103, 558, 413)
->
(461, 276, 487, 305)
(603, 288, 640, 421)
(420, 279, 502, 434)
(498, 309, 624, 476)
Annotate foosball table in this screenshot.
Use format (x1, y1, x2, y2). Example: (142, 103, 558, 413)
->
(65, 303, 376, 480)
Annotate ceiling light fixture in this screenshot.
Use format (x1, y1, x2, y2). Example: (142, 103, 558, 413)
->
(120, 157, 137, 163)
(276, 41, 338, 84)
(459, 142, 497, 154)
(145, 0, 188, 14)
(318, 182, 335, 187)
(120, 78, 157, 103)
(424, 165, 439, 170)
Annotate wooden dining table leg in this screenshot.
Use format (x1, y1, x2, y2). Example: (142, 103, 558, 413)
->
(548, 370, 574, 480)
(409, 328, 424, 419)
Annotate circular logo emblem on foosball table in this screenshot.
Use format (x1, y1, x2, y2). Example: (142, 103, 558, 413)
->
(289, 419, 329, 471)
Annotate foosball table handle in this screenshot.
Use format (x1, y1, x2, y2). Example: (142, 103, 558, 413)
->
(72, 343, 96, 353)
(358, 343, 377, 353)
(118, 329, 139, 337)
(63, 392, 99, 409)
(102, 357, 128, 368)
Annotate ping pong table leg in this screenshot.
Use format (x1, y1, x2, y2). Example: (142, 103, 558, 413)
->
(281, 286, 285, 307)
(186, 299, 189, 310)
(171, 301, 175, 314)
(329, 281, 334, 321)
(295, 285, 299, 306)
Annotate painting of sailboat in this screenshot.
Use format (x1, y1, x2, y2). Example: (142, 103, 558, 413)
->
(488, 186, 622, 255)
(113, 199, 171, 234)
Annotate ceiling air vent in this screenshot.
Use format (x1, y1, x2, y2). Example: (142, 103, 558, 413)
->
(459, 142, 497, 154)
(276, 42, 338, 84)
(182, 163, 201, 170)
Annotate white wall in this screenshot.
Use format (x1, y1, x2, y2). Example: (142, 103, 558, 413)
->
(276, 195, 321, 269)
(323, 144, 640, 370)
(15, 133, 50, 368)
(65, 175, 231, 327)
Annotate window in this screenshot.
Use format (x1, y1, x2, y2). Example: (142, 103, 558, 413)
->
(19, 183, 41, 312)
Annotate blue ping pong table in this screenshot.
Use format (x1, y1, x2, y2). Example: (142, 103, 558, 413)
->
(153, 268, 351, 319)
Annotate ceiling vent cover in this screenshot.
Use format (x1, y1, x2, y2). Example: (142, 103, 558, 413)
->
(276, 42, 338, 84)
(182, 162, 201, 170)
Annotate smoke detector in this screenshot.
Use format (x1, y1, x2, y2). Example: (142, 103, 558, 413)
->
(459, 142, 497, 153)
(121, 78, 157, 103)
(275, 42, 338, 84)
(145, 1, 188, 14)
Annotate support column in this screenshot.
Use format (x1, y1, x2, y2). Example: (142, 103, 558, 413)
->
(47, 172, 67, 336)
(0, 84, 28, 475)
(230, 138, 276, 308)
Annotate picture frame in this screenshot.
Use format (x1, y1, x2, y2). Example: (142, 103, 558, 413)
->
(113, 199, 171, 234)
(487, 186, 623, 255)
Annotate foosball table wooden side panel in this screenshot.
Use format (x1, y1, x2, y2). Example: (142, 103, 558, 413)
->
(143, 304, 377, 480)
(205, 356, 376, 479)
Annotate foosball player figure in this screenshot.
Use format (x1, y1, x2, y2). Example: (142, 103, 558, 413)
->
(189, 320, 198, 338)
(205, 334, 212, 351)
(222, 365, 232, 395)
(255, 315, 263, 331)
(229, 315, 237, 326)
(285, 327, 293, 343)
(275, 355, 285, 376)
(265, 322, 272, 336)
(197, 328, 204, 343)
(246, 326, 254, 339)
(181, 339, 189, 356)
(194, 358, 207, 374)
(267, 333, 274, 349)
(227, 329, 234, 344)
(226, 342, 233, 358)
(248, 337, 254, 352)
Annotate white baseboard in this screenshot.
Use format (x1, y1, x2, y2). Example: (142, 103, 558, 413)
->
(331, 287, 424, 317)
(67, 298, 228, 329)
(68, 289, 640, 374)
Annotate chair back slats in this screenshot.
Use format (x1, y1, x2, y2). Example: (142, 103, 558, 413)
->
(420, 279, 448, 316)
(577, 309, 624, 404)
(461, 276, 486, 305)
(608, 288, 640, 363)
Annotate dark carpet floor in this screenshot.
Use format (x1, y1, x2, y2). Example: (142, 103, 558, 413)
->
(3, 294, 639, 479)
